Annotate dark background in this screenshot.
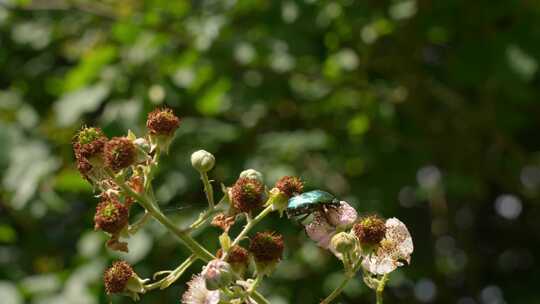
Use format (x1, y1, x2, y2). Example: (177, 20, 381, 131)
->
(1, 0, 539, 303)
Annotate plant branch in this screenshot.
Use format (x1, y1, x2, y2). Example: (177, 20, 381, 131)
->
(200, 171, 215, 208)
(376, 274, 389, 304)
(145, 254, 197, 290)
(108, 170, 271, 304)
(223, 205, 274, 259)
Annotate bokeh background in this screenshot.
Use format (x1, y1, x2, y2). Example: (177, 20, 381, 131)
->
(1, 0, 539, 303)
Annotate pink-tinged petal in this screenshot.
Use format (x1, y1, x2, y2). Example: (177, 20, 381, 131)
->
(181, 274, 220, 304)
(305, 213, 336, 249)
(326, 201, 358, 227)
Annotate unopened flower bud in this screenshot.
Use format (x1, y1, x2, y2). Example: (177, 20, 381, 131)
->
(353, 215, 387, 249)
(217, 245, 250, 277)
(104, 137, 136, 172)
(275, 176, 304, 198)
(94, 196, 129, 234)
(331, 232, 357, 254)
(146, 107, 180, 136)
(103, 261, 146, 300)
(202, 259, 233, 290)
(249, 231, 284, 276)
(191, 150, 215, 173)
(230, 177, 265, 213)
(239, 169, 263, 183)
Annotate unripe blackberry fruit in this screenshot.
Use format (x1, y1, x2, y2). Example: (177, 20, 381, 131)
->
(249, 231, 284, 275)
(73, 127, 107, 160)
(230, 177, 265, 213)
(146, 107, 180, 136)
(103, 261, 133, 294)
(275, 176, 304, 198)
(216, 245, 250, 276)
(94, 196, 129, 234)
(104, 137, 136, 171)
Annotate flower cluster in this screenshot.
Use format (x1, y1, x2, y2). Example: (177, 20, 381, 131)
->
(74, 107, 412, 304)
(304, 199, 413, 294)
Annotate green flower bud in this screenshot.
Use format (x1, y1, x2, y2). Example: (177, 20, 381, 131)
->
(191, 150, 216, 173)
(239, 169, 263, 183)
(331, 232, 357, 254)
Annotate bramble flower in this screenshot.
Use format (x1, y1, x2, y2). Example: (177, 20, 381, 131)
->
(353, 215, 386, 249)
(218, 245, 250, 276)
(230, 178, 265, 213)
(305, 213, 336, 249)
(181, 274, 220, 304)
(361, 218, 413, 275)
(94, 195, 129, 234)
(146, 107, 181, 136)
(305, 201, 358, 250)
(191, 150, 215, 173)
(103, 261, 146, 300)
(249, 231, 284, 276)
(104, 137, 136, 171)
(202, 259, 233, 290)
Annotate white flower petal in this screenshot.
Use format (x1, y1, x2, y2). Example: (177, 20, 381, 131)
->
(361, 217, 413, 275)
(181, 274, 220, 304)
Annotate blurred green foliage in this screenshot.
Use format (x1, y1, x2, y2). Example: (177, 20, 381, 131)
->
(1, 0, 540, 303)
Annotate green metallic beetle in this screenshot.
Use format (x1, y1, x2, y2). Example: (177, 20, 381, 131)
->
(286, 190, 340, 218)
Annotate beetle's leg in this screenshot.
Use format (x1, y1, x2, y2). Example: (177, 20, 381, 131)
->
(321, 205, 333, 224)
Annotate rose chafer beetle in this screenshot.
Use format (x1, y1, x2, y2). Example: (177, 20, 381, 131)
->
(286, 190, 340, 217)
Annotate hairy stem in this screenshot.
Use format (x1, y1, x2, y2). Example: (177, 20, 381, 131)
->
(224, 205, 274, 259)
(200, 171, 215, 208)
(145, 254, 197, 290)
(376, 274, 389, 304)
(107, 170, 214, 260)
(108, 170, 271, 304)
